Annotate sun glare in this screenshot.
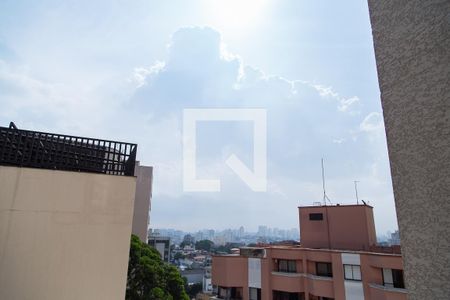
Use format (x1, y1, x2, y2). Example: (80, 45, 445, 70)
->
(202, 0, 270, 34)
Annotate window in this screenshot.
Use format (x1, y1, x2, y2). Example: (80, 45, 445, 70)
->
(218, 287, 243, 300)
(309, 213, 323, 221)
(316, 262, 333, 277)
(382, 268, 405, 289)
(277, 259, 297, 273)
(273, 291, 303, 300)
(249, 288, 261, 300)
(343, 264, 361, 281)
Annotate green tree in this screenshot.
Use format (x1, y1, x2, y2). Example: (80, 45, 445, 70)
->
(195, 240, 214, 252)
(126, 235, 189, 300)
(213, 242, 244, 254)
(185, 283, 203, 298)
(174, 252, 185, 260)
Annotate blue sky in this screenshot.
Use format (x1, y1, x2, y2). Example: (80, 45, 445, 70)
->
(0, 0, 398, 234)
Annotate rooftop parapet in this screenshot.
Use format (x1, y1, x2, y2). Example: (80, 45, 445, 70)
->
(0, 122, 137, 176)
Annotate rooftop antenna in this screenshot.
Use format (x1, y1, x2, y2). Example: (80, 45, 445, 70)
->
(321, 158, 332, 205)
(354, 180, 360, 205)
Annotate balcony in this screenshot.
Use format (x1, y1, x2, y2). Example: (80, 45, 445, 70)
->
(369, 283, 407, 300)
(305, 274, 334, 299)
(271, 272, 304, 293)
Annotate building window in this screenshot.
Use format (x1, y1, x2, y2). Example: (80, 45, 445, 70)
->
(276, 259, 297, 273)
(218, 287, 243, 300)
(309, 213, 323, 221)
(273, 291, 303, 300)
(316, 262, 333, 277)
(343, 264, 361, 281)
(249, 288, 261, 300)
(382, 268, 405, 289)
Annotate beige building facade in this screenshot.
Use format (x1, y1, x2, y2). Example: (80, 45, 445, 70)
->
(0, 166, 136, 300)
(133, 162, 153, 242)
(0, 123, 145, 300)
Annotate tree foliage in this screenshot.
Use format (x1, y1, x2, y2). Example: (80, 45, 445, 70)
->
(185, 283, 203, 298)
(213, 242, 243, 254)
(195, 240, 214, 252)
(126, 235, 189, 300)
(174, 252, 185, 260)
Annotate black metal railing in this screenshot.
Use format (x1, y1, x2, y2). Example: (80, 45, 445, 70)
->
(0, 122, 137, 176)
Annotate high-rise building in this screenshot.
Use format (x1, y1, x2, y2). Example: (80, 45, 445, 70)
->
(239, 226, 245, 239)
(212, 204, 405, 300)
(0, 122, 151, 300)
(132, 162, 153, 242)
(257, 226, 268, 237)
(148, 231, 171, 262)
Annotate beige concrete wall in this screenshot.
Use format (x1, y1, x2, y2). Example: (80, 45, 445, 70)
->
(0, 166, 136, 300)
(368, 1, 450, 298)
(132, 163, 153, 242)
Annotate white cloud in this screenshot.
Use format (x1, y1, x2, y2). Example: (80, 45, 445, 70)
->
(311, 83, 360, 113)
(125, 26, 396, 233)
(360, 112, 384, 132)
(0, 26, 396, 234)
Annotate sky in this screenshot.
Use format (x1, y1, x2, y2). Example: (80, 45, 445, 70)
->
(0, 0, 398, 235)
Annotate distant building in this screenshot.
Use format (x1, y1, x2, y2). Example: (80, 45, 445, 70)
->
(212, 204, 406, 300)
(148, 232, 171, 262)
(182, 269, 204, 285)
(203, 266, 213, 293)
(239, 226, 245, 238)
(183, 234, 196, 245)
(132, 162, 153, 242)
(257, 225, 268, 237)
(389, 230, 400, 246)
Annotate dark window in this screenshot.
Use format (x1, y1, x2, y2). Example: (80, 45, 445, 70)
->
(309, 213, 323, 221)
(249, 288, 261, 300)
(273, 291, 303, 300)
(316, 262, 333, 277)
(382, 268, 405, 289)
(343, 264, 361, 281)
(277, 259, 297, 273)
(217, 287, 243, 300)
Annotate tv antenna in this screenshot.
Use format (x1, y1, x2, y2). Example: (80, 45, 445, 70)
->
(321, 158, 332, 205)
(354, 180, 360, 204)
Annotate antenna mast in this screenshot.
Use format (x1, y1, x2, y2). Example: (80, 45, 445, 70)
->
(321, 158, 332, 205)
(354, 180, 360, 204)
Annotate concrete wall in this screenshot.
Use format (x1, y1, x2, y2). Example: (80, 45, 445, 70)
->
(367, 1, 450, 298)
(0, 166, 136, 300)
(132, 163, 152, 242)
(299, 205, 377, 251)
(212, 256, 248, 288)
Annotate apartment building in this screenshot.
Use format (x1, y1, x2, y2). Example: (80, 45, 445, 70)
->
(0, 122, 152, 300)
(212, 204, 406, 300)
(148, 233, 171, 262)
(133, 161, 153, 242)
